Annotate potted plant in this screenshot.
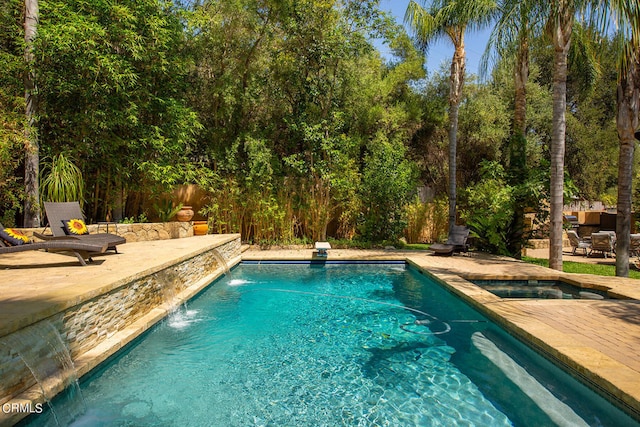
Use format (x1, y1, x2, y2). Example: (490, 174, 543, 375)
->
(192, 220, 208, 235)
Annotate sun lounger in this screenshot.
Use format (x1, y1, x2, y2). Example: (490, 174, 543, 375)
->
(36, 202, 126, 253)
(430, 226, 470, 256)
(0, 223, 107, 266)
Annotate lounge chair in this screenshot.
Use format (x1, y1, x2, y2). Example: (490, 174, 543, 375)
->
(430, 225, 470, 256)
(567, 230, 591, 256)
(589, 232, 615, 258)
(0, 223, 107, 266)
(35, 202, 126, 253)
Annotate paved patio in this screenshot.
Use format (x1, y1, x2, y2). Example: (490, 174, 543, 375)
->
(1, 239, 639, 422)
(0, 235, 238, 338)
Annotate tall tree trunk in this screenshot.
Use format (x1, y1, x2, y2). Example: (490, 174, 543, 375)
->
(514, 35, 529, 135)
(549, 4, 573, 271)
(448, 34, 465, 234)
(23, 0, 40, 227)
(615, 48, 640, 277)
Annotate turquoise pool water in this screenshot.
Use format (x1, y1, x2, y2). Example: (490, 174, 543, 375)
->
(28, 263, 637, 426)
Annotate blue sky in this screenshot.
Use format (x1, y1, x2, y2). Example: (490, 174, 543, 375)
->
(378, 0, 492, 76)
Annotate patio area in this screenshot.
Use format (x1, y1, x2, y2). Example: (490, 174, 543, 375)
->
(1, 239, 639, 424)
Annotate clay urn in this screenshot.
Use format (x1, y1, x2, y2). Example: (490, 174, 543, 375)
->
(176, 205, 194, 222)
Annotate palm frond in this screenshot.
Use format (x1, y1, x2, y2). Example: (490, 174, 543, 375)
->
(569, 21, 603, 91)
(404, 0, 439, 51)
(478, 0, 546, 80)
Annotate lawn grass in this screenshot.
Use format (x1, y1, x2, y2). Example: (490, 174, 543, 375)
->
(522, 256, 640, 279)
(401, 243, 432, 251)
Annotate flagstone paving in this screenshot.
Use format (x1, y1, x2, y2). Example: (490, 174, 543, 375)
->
(1, 240, 639, 422)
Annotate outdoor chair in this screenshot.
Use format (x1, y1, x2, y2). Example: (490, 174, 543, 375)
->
(589, 232, 615, 258)
(0, 223, 107, 266)
(430, 225, 470, 256)
(566, 230, 591, 256)
(35, 202, 126, 253)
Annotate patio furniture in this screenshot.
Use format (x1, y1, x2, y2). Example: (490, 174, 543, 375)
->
(0, 223, 107, 266)
(589, 232, 615, 258)
(563, 215, 579, 230)
(567, 230, 591, 256)
(430, 225, 470, 256)
(36, 202, 126, 253)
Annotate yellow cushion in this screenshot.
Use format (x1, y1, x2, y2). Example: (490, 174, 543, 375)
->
(0, 228, 31, 245)
(63, 218, 89, 235)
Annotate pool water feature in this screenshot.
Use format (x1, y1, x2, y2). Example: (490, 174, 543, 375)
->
(470, 279, 610, 299)
(26, 264, 637, 426)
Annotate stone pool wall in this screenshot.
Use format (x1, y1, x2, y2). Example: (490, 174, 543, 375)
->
(0, 236, 240, 426)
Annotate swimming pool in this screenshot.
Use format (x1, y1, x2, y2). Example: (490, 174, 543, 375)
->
(27, 263, 638, 426)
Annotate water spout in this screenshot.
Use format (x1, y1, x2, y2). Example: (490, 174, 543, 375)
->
(211, 247, 231, 278)
(3, 321, 86, 426)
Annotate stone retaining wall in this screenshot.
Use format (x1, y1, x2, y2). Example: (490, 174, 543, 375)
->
(87, 222, 193, 242)
(0, 237, 240, 425)
(22, 222, 194, 243)
(527, 236, 570, 249)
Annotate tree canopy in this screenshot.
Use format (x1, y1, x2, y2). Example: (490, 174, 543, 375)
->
(0, 0, 637, 253)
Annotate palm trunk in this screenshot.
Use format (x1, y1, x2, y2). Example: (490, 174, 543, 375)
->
(23, 0, 40, 227)
(514, 36, 529, 136)
(448, 36, 465, 234)
(549, 5, 573, 271)
(615, 48, 640, 277)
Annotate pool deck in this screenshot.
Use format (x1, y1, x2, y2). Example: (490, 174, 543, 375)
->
(1, 240, 640, 422)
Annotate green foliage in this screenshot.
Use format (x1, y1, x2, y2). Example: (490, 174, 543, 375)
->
(461, 161, 516, 255)
(2, 0, 629, 248)
(0, 92, 24, 226)
(404, 196, 449, 243)
(34, 0, 199, 221)
(360, 134, 416, 241)
(457, 83, 510, 185)
(0, 0, 25, 226)
(120, 212, 148, 224)
(40, 153, 85, 206)
(154, 200, 183, 222)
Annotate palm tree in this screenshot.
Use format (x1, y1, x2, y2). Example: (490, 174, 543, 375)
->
(612, 1, 640, 277)
(479, 0, 546, 257)
(545, 0, 640, 272)
(24, 0, 40, 227)
(546, 0, 576, 271)
(405, 0, 497, 235)
(615, 51, 639, 277)
(480, 0, 546, 135)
